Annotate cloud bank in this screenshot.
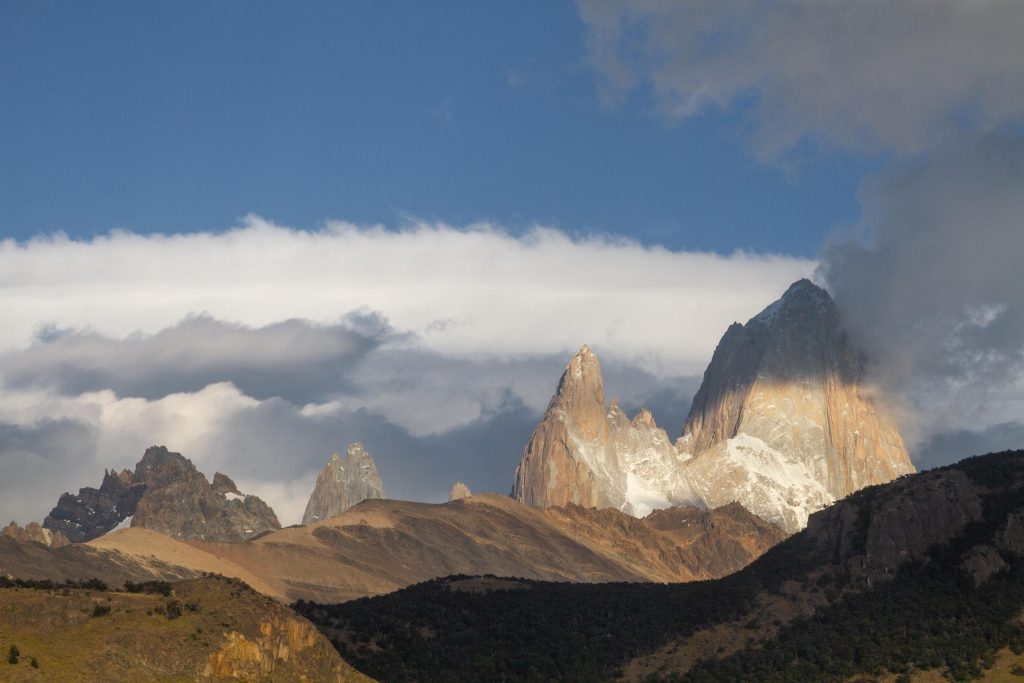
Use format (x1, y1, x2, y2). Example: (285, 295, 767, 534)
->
(0, 221, 810, 524)
(0, 219, 811, 373)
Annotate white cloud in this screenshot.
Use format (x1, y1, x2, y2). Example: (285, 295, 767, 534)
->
(579, 0, 1024, 158)
(0, 218, 813, 374)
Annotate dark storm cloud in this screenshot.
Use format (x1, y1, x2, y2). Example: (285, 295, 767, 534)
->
(915, 422, 1024, 471)
(0, 312, 398, 404)
(0, 418, 100, 524)
(821, 134, 1024, 444)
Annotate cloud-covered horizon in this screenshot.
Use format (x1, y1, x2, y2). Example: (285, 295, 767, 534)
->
(0, 221, 809, 525)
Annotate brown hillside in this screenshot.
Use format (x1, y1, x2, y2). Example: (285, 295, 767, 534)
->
(0, 575, 372, 682)
(105, 494, 782, 603)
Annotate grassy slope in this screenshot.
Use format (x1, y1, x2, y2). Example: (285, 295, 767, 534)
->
(0, 576, 374, 683)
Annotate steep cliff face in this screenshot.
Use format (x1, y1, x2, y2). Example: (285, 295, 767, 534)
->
(513, 280, 915, 532)
(302, 443, 385, 525)
(682, 279, 914, 502)
(512, 346, 626, 510)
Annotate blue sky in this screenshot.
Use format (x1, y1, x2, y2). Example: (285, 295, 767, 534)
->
(0, 1, 875, 255)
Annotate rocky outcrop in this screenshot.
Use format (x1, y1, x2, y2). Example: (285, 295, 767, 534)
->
(512, 280, 915, 532)
(2, 521, 69, 548)
(131, 446, 281, 541)
(449, 481, 472, 501)
(302, 444, 385, 525)
(43, 468, 146, 543)
(806, 467, 984, 584)
(43, 447, 281, 543)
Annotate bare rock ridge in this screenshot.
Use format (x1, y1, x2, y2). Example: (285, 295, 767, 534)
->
(43, 468, 147, 543)
(448, 481, 472, 501)
(2, 521, 69, 548)
(302, 443, 385, 525)
(513, 279, 915, 532)
(132, 447, 281, 541)
(43, 446, 281, 543)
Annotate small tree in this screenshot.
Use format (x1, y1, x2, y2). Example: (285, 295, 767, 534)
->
(7, 644, 18, 665)
(30, 657, 38, 669)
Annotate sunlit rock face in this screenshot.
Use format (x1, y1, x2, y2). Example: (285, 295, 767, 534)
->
(513, 280, 915, 533)
(302, 443, 385, 525)
(681, 279, 915, 529)
(512, 346, 698, 517)
(448, 481, 472, 501)
(512, 345, 626, 511)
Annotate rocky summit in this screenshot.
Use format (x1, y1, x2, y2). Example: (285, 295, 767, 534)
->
(448, 481, 472, 501)
(302, 443, 385, 525)
(43, 446, 281, 543)
(43, 468, 146, 543)
(513, 280, 915, 532)
(2, 521, 69, 548)
(131, 447, 281, 541)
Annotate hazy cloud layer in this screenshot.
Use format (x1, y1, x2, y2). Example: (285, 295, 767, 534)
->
(0, 365, 700, 526)
(822, 135, 1024, 448)
(915, 422, 1024, 472)
(579, 0, 1024, 157)
(1, 313, 394, 404)
(0, 221, 781, 525)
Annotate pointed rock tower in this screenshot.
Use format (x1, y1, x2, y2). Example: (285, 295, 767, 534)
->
(512, 346, 688, 514)
(448, 481, 472, 501)
(512, 345, 625, 510)
(302, 443, 385, 525)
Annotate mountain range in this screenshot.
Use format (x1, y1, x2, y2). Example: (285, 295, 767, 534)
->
(513, 279, 915, 532)
(1, 277, 978, 682)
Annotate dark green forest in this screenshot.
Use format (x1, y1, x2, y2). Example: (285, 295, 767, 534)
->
(295, 451, 1024, 682)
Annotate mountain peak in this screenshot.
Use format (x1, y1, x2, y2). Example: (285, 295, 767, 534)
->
(302, 443, 385, 525)
(752, 278, 834, 326)
(346, 442, 371, 461)
(448, 481, 472, 501)
(680, 278, 914, 529)
(632, 408, 656, 429)
(513, 344, 622, 510)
